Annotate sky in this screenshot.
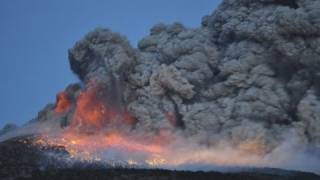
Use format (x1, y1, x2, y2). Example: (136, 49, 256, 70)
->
(0, 0, 221, 128)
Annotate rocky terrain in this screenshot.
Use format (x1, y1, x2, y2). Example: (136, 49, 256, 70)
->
(0, 136, 319, 180)
(1, 0, 320, 179)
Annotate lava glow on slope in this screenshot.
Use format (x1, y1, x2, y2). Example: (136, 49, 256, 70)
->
(34, 132, 169, 166)
(46, 81, 174, 166)
(36, 81, 285, 169)
(34, 130, 272, 168)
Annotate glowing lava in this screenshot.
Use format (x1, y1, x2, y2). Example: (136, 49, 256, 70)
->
(69, 81, 136, 132)
(34, 130, 274, 168)
(70, 87, 107, 131)
(38, 80, 276, 169)
(34, 132, 169, 166)
(55, 92, 71, 113)
(43, 80, 171, 166)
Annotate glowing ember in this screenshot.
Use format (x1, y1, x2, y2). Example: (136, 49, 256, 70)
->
(70, 88, 107, 130)
(55, 92, 71, 113)
(34, 132, 168, 165)
(34, 130, 274, 168)
(70, 81, 136, 132)
(37, 80, 277, 169)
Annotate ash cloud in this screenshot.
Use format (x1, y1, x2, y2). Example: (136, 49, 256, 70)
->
(2, 0, 320, 174)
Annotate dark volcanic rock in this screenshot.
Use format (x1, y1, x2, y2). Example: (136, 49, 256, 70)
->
(0, 136, 69, 180)
(16, 169, 320, 180)
(0, 137, 319, 180)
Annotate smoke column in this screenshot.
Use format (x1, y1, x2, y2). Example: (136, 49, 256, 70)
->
(1, 0, 320, 174)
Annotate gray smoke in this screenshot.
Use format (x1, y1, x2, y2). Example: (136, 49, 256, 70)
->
(2, 0, 320, 173)
(66, 0, 320, 150)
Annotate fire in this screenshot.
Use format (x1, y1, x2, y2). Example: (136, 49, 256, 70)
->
(127, 159, 138, 166)
(70, 88, 106, 130)
(145, 155, 167, 167)
(55, 92, 71, 113)
(70, 80, 136, 132)
(35, 132, 168, 164)
(34, 130, 272, 168)
(41, 80, 274, 169)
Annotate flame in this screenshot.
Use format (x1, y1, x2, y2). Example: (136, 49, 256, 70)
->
(70, 88, 106, 130)
(55, 92, 71, 113)
(39, 80, 171, 165)
(70, 81, 135, 132)
(40, 80, 275, 169)
(34, 130, 272, 168)
(34, 132, 168, 164)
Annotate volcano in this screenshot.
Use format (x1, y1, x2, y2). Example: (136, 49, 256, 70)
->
(1, 0, 320, 179)
(0, 136, 319, 180)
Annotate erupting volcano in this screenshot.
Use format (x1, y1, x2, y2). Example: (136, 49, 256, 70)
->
(35, 78, 276, 169)
(67, 80, 136, 132)
(1, 0, 320, 178)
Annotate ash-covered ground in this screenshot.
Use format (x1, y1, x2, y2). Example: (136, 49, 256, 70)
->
(1, 0, 320, 178)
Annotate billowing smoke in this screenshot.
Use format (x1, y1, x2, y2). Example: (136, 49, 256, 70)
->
(1, 0, 320, 174)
